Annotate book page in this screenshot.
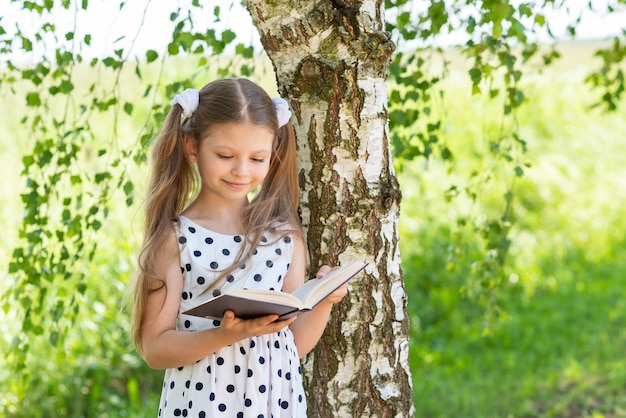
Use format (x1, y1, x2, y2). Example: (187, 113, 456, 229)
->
(291, 261, 367, 307)
(226, 289, 304, 307)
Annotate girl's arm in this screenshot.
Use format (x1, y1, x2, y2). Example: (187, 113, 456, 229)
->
(139, 228, 297, 370)
(284, 238, 349, 358)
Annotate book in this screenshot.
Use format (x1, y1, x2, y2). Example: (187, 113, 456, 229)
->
(182, 261, 368, 320)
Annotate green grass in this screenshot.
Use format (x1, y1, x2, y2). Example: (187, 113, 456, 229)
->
(405, 250, 626, 417)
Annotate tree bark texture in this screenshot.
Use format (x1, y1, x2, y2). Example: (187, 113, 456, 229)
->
(246, 1, 414, 416)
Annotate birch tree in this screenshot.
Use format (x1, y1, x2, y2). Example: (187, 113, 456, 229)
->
(247, 1, 414, 416)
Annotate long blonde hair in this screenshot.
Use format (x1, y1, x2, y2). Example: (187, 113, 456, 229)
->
(130, 78, 301, 353)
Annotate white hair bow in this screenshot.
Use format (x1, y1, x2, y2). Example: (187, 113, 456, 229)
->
(171, 88, 199, 118)
(272, 97, 292, 128)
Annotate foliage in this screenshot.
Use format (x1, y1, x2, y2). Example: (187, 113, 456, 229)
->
(400, 64, 626, 416)
(385, 0, 626, 318)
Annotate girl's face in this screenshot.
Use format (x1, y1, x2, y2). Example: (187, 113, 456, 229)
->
(187, 122, 274, 205)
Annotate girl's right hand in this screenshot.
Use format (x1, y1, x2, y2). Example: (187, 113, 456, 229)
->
(218, 310, 297, 341)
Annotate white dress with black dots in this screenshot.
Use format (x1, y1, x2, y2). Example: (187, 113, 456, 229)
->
(157, 215, 306, 418)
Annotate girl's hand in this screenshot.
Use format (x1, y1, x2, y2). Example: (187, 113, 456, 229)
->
(323, 282, 349, 304)
(288, 263, 352, 358)
(218, 310, 297, 341)
(316, 264, 349, 305)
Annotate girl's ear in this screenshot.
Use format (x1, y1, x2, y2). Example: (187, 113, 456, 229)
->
(183, 135, 198, 163)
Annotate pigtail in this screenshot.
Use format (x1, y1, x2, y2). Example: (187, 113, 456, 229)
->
(143, 109, 195, 237)
(274, 122, 300, 214)
(244, 119, 302, 256)
(131, 105, 195, 353)
(253, 121, 299, 216)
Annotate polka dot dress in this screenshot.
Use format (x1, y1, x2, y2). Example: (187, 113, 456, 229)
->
(157, 215, 306, 417)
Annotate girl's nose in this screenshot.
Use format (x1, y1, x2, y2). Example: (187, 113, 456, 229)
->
(232, 159, 249, 177)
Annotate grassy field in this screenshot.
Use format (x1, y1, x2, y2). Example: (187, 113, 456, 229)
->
(1, 40, 626, 417)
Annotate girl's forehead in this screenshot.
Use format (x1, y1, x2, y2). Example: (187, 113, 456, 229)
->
(201, 122, 274, 149)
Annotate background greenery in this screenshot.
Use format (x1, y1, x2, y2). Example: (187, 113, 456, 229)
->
(400, 42, 626, 417)
(1, 40, 625, 417)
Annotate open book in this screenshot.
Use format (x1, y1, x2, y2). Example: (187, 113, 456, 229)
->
(182, 261, 368, 320)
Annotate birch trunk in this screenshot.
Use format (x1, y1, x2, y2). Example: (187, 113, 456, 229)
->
(246, 1, 414, 416)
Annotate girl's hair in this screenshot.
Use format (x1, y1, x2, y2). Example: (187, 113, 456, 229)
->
(130, 78, 302, 353)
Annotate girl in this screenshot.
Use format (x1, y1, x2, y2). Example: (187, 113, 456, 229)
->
(130, 78, 348, 417)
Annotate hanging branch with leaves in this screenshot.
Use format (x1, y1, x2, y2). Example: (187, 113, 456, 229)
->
(0, 0, 260, 381)
(384, 0, 626, 318)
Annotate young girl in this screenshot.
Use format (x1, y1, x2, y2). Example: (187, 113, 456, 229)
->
(130, 78, 348, 417)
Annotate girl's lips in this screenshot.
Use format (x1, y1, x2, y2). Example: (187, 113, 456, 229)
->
(223, 180, 249, 189)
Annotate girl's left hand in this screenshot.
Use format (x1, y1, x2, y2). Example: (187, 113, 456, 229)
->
(324, 282, 349, 304)
(316, 265, 349, 305)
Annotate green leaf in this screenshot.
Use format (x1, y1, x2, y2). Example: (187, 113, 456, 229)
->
(26, 92, 42, 107)
(167, 42, 179, 55)
(222, 29, 236, 44)
(102, 57, 120, 69)
(135, 64, 143, 80)
(51, 301, 64, 321)
(123, 180, 134, 205)
(22, 155, 35, 168)
(518, 4, 532, 17)
(146, 49, 159, 63)
(92, 220, 102, 231)
(95, 172, 111, 184)
(469, 67, 482, 84)
(59, 79, 74, 93)
(235, 44, 254, 59)
(21, 37, 33, 51)
(441, 147, 453, 160)
(397, 11, 410, 29)
(534, 14, 545, 26)
(49, 331, 59, 347)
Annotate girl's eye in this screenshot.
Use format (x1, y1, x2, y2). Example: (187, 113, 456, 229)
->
(252, 158, 265, 163)
(217, 154, 232, 159)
